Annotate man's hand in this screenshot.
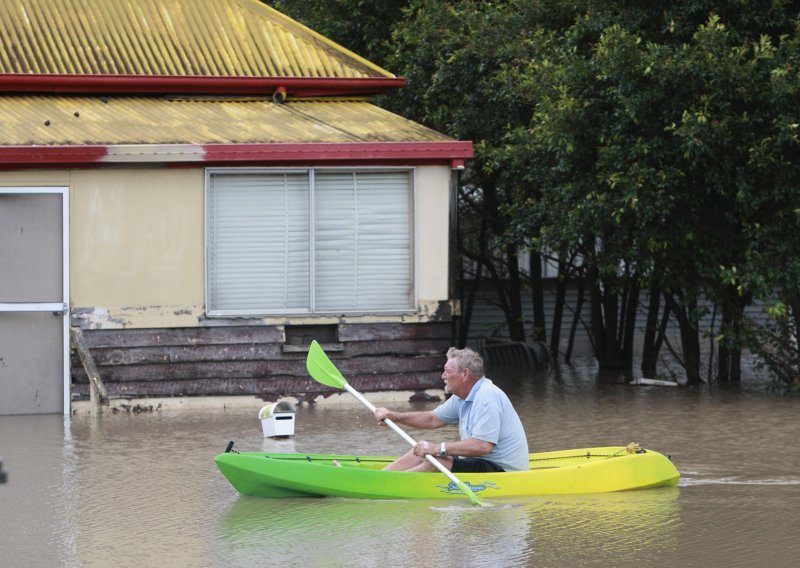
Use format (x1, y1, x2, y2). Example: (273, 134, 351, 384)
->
(374, 407, 392, 426)
(412, 440, 433, 457)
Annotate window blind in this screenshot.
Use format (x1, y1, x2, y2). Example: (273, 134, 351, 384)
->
(315, 171, 412, 311)
(207, 169, 413, 315)
(208, 173, 309, 312)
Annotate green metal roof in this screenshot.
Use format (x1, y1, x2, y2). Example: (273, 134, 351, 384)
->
(0, 96, 451, 145)
(0, 0, 394, 79)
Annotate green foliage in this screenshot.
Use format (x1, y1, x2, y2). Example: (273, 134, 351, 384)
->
(264, 0, 800, 388)
(488, 2, 800, 382)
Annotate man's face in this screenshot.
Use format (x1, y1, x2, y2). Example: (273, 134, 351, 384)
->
(442, 357, 463, 396)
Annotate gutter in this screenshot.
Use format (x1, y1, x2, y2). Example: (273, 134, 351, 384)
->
(0, 141, 474, 169)
(0, 74, 406, 97)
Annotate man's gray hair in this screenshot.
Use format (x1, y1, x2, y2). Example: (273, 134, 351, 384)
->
(446, 347, 485, 379)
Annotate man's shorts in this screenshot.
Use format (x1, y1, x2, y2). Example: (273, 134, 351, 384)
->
(451, 456, 505, 473)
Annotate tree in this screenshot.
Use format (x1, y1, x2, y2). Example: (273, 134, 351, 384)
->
(495, 3, 800, 382)
(266, 0, 800, 389)
(386, 1, 552, 343)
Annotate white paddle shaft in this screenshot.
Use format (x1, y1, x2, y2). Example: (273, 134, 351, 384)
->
(342, 383, 473, 490)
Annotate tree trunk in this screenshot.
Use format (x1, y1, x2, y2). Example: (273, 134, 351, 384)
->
(550, 259, 568, 358)
(457, 270, 481, 349)
(564, 273, 586, 363)
(478, 180, 525, 341)
(620, 277, 640, 369)
(717, 289, 752, 383)
(666, 291, 702, 384)
(456, 214, 489, 347)
(589, 267, 631, 370)
(641, 281, 663, 374)
(529, 250, 547, 342)
(588, 265, 608, 368)
(505, 245, 526, 341)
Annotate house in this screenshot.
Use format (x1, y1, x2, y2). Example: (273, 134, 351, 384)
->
(0, 0, 473, 415)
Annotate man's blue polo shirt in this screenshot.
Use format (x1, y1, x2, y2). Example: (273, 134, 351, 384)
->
(433, 377, 529, 471)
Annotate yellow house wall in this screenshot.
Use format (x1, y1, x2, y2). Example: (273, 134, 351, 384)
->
(415, 166, 451, 308)
(0, 166, 452, 329)
(70, 168, 206, 327)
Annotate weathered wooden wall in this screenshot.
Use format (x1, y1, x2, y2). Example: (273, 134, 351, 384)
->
(70, 322, 452, 403)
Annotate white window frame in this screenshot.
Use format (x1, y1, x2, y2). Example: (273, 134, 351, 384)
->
(204, 167, 417, 317)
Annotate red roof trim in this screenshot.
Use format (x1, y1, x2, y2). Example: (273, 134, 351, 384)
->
(202, 142, 474, 163)
(0, 146, 108, 164)
(0, 73, 405, 96)
(0, 141, 474, 168)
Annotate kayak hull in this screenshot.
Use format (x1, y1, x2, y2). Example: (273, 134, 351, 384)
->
(215, 446, 680, 500)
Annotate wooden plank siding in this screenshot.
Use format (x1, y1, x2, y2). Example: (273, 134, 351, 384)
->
(69, 322, 452, 402)
(464, 279, 590, 344)
(465, 279, 772, 354)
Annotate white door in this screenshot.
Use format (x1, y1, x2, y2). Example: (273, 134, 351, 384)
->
(0, 188, 69, 415)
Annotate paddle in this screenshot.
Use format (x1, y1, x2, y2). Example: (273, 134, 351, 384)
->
(305, 340, 486, 506)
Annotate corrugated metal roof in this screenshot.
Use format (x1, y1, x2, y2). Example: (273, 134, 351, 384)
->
(0, 0, 394, 79)
(0, 96, 451, 145)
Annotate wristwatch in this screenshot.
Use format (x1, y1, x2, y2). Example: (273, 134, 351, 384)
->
(439, 442, 447, 457)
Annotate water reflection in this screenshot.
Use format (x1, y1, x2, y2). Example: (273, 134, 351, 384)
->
(219, 497, 530, 567)
(217, 488, 679, 568)
(1, 359, 799, 568)
(523, 489, 680, 565)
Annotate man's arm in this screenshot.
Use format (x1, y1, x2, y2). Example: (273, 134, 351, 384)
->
(411, 437, 494, 459)
(440, 437, 494, 458)
(374, 408, 446, 430)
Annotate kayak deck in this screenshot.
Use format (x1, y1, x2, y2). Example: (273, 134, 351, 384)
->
(215, 445, 680, 500)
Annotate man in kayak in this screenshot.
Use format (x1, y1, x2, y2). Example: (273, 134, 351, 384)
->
(373, 347, 529, 472)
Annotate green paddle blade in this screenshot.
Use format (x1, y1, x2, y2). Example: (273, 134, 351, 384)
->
(306, 340, 348, 389)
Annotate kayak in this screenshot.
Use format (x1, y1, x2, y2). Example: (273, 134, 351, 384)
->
(215, 445, 680, 500)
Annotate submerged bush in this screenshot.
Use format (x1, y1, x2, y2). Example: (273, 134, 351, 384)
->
(748, 305, 800, 395)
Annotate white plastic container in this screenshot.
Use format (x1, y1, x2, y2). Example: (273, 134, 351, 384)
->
(259, 402, 296, 437)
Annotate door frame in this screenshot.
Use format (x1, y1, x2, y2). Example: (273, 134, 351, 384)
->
(0, 187, 70, 414)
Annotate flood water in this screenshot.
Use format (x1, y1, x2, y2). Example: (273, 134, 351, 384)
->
(1, 360, 799, 568)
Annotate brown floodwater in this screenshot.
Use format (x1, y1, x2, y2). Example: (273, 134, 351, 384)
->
(1, 360, 798, 567)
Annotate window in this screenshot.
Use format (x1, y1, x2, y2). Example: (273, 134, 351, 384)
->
(206, 168, 414, 315)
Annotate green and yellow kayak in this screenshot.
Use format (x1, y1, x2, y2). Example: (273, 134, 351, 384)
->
(215, 445, 680, 500)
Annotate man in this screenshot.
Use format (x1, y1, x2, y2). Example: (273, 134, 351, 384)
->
(373, 347, 529, 472)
